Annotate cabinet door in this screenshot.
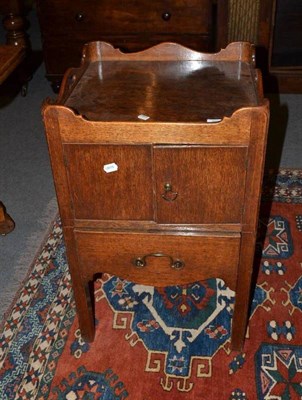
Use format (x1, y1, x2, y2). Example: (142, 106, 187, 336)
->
(154, 146, 247, 224)
(64, 144, 153, 220)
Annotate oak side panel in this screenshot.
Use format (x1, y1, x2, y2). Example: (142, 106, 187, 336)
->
(242, 102, 269, 232)
(42, 107, 74, 226)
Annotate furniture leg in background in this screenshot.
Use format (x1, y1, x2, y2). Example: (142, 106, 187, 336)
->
(0, 0, 30, 95)
(0, 202, 15, 235)
(0, 0, 27, 233)
(0, 44, 25, 235)
(1, 0, 28, 48)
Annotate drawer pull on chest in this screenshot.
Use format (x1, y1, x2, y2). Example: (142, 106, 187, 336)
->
(161, 11, 172, 21)
(161, 183, 178, 201)
(75, 13, 85, 22)
(133, 253, 185, 270)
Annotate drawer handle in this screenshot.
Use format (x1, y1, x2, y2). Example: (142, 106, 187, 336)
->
(162, 11, 172, 21)
(161, 183, 178, 201)
(133, 253, 184, 270)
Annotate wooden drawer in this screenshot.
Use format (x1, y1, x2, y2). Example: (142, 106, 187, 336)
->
(38, 0, 212, 37)
(75, 230, 241, 287)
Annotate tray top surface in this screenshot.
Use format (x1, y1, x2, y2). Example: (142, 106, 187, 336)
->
(64, 59, 259, 122)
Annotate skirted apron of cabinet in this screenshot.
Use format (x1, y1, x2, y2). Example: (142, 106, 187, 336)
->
(42, 41, 269, 351)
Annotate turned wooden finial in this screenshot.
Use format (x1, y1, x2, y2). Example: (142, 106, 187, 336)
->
(3, 12, 28, 48)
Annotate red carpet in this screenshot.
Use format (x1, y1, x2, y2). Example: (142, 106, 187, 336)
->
(1, 169, 302, 399)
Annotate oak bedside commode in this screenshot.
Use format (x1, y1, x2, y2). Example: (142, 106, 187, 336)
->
(42, 41, 269, 351)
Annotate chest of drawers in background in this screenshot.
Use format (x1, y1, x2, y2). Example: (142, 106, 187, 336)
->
(36, 0, 228, 90)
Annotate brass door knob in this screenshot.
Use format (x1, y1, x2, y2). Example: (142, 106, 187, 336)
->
(161, 183, 178, 201)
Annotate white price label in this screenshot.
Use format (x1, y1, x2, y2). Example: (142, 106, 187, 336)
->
(103, 163, 118, 173)
(206, 118, 222, 123)
(138, 114, 150, 121)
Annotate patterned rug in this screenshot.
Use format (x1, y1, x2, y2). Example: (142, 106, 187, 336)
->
(1, 169, 302, 400)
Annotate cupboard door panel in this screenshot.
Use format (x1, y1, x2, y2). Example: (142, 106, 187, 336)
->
(64, 144, 153, 220)
(154, 146, 247, 224)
